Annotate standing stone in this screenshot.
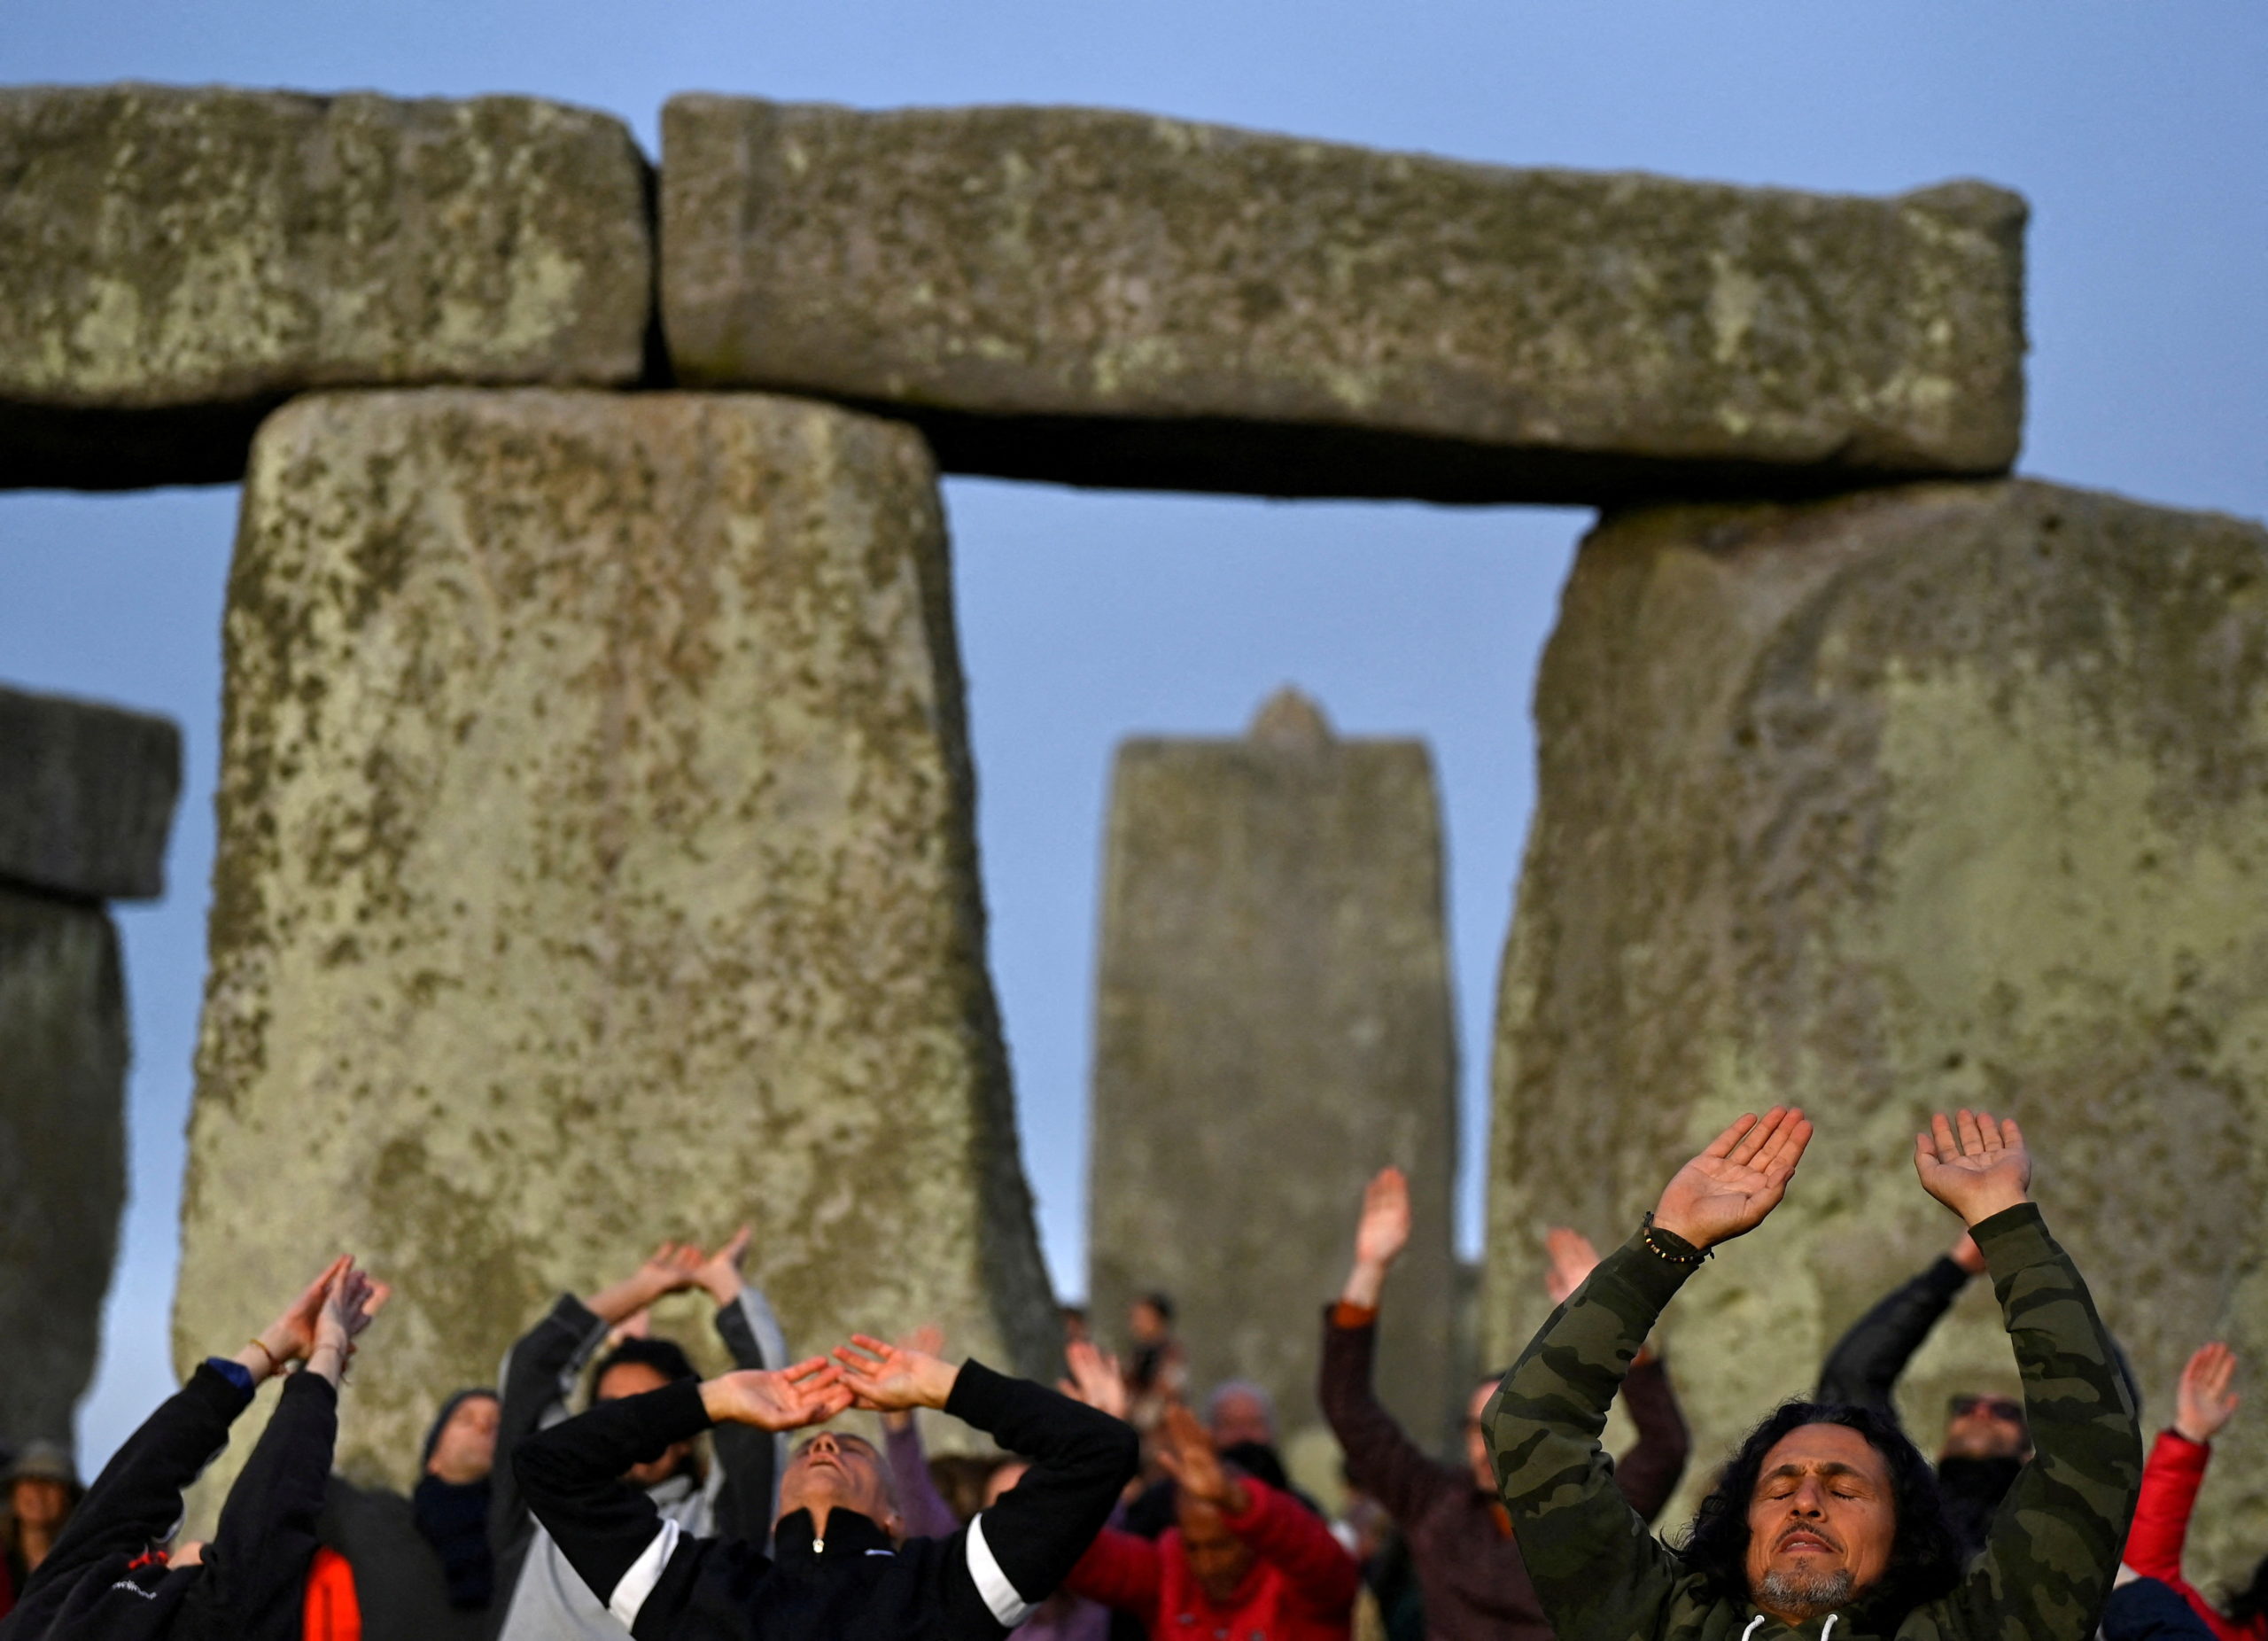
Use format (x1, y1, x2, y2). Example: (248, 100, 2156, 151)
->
(663, 96, 2023, 505)
(0, 86, 651, 490)
(0, 681, 177, 1453)
(1486, 479, 2268, 1576)
(1090, 690, 1459, 1489)
(175, 389, 1056, 1511)
(0, 684, 183, 899)
(0, 891, 127, 1451)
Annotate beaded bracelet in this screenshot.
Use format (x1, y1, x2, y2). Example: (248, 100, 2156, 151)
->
(1641, 1213, 1712, 1265)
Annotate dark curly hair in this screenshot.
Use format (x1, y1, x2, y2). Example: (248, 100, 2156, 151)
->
(1677, 1402, 1963, 1622)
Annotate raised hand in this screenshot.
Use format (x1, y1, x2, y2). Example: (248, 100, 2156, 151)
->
(832, 1333, 960, 1413)
(694, 1226, 753, 1307)
(308, 1261, 389, 1386)
(587, 1240, 708, 1326)
(252, 1255, 353, 1371)
(1154, 1402, 1246, 1512)
(1913, 1109, 2031, 1226)
(1058, 1338, 1130, 1420)
(880, 1325, 947, 1430)
(701, 1357, 851, 1431)
(1542, 1227, 1601, 1304)
(1340, 1166, 1413, 1308)
(1651, 1107, 1813, 1252)
(2176, 1342, 2241, 1444)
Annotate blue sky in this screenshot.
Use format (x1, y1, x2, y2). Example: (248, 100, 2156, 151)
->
(2, 1, 2262, 1467)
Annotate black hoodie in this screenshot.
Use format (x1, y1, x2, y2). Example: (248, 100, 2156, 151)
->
(0, 1364, 334, 1641)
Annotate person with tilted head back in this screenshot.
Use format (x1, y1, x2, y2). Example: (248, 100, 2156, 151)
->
(1486, 1108, 2142, 1641)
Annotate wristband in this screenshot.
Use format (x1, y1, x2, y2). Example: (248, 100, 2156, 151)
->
(1641, 1213, 1711, 1265)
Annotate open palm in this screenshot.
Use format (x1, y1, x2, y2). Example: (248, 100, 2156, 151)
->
(1651, 1108, 1813, 1251)
(1912, 1109, 2031, 1225)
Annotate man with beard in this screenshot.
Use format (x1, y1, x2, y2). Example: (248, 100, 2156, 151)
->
(1815, 1232, 2031, 1554)
(1486, 1107, 2140, 1641)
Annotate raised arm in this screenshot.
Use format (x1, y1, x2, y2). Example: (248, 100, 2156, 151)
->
(697, 1228, 796, 1541)
(1816, 1233, 1982, 1419)
(19, 1257, 363, 1603)
(189, 1265, 384, 1631)
(1914, 1112, 2143, 1641)
(834, 1335, 1140, 1631)
(1488, 1108, 1812, 1641)
(1321, 1168, 1465, 1519)
(490, 1240, 706, 1546)
(2125, 1344, 2237, 1583)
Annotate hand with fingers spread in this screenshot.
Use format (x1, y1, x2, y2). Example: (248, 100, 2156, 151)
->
(1340, 1166, 1412, 1309)
(693, 1226, 753, 1309)
(307, 1261, 390, 1387)
(1651, 1107, 1814, 1251)
(1155, 1402, 1248, 1514)
(1058, 1338, 1130, 1421)
(1914, 1109, 2032, 1225)
(1542, 1227, 1602, 1304)
(833, 1333, 961, 1413)
(2175, 1342, 2240, 1444)
(701, 1357, 852, 1431)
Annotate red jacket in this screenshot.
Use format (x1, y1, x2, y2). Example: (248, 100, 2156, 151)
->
(2124, 1429, 2266, 1641)
(1065, 1478, 1359, 1641)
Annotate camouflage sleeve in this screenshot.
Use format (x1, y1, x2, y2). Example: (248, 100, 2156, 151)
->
(1484, 1224, 1696, 1641)
(1930, 1203, 2144, 1641)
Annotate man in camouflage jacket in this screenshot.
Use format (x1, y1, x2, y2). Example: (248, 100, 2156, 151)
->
(1484, 1107, 2141, 1641)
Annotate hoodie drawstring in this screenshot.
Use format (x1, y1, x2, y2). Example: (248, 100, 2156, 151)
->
(1741, 1617, 1767, 1641)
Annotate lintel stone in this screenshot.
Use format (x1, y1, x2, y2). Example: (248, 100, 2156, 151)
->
(0, 84, 652, 490)
(663, 97, 2025, 504)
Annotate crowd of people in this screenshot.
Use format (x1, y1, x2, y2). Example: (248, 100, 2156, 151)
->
(0, 1108, 2256, 1641)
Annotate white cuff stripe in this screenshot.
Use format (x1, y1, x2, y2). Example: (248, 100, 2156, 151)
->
(607, 1520, 681, 1629)
(967, 1513, 1033, 1628)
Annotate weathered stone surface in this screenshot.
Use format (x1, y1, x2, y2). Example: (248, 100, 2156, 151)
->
(1485, 479, 2268, 1575)
(0, 888, 127, 1450)
(663, 97, 2024, 504)
(1090, 690, 1459, 1488)
(0, 683, 182, 900)
(175, 389, 1056, 1513)
(0, 86, 651, 490)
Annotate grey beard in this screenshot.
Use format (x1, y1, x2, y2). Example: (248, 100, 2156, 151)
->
(1756, 1566, 1856, 1620)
